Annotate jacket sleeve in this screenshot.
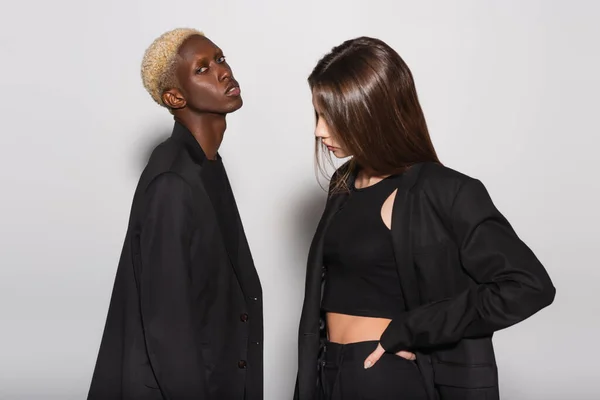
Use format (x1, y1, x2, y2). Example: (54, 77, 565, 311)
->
(380, 178, 556, 352)
(139, 172, 209, 399)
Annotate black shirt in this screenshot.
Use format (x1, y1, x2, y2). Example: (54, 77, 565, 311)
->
(322, 174, 405, 319)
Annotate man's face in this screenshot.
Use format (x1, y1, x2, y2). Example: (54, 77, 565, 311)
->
(171, 35, 242, 114)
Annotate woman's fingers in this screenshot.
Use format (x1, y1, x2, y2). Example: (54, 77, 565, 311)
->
(395, 350, 416, 360)
(364, 343, 416, 369)
(363, 343, 385, 369)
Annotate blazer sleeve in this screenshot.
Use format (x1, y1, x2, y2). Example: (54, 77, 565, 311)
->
(139, 172, 210, 399)
(380, 178, 556, 352)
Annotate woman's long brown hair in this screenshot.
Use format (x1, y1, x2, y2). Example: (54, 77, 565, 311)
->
(309, 36, 440, 192)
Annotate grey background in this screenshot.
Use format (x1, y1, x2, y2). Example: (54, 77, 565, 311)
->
(1, 0, 598, 399)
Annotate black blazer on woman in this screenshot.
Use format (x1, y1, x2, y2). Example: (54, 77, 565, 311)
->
(295, 162, 555, 400)
(88, 122, 263, 400)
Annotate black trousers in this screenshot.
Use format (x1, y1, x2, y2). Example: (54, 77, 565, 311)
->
(319, 341, 429, 400)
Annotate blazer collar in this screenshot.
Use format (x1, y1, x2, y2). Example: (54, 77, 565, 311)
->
(171, 121, 220, 166)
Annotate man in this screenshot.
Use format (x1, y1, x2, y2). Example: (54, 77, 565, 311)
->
(88, 28, 263, 400)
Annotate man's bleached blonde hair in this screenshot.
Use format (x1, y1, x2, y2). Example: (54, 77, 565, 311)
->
(141, 28, 205, 107)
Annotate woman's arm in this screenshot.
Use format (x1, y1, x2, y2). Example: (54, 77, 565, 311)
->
(379, 178, 555, 353)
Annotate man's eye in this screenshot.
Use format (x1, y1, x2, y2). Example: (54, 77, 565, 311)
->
(217, 56, 226, 63)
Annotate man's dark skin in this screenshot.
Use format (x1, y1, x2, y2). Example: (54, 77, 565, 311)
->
(163, 35, 242, 158)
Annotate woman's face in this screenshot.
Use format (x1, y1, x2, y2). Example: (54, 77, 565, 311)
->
(312, 92, 350, 159)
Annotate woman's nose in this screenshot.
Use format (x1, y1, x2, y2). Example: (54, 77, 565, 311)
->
(314, 122, 327, 138)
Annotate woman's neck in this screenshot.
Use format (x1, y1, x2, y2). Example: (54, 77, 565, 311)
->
(354, 168, 390, 189)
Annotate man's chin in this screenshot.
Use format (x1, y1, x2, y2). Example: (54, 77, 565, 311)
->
(218, 98, 243, 116)
(188, 98, 243, 116)
(228, 98, 243, 113)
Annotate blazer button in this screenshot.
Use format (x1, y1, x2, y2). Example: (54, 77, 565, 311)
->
(240, 313, 249, 322)
(238, 360, 247, 369)
(319, 318, 325, 330)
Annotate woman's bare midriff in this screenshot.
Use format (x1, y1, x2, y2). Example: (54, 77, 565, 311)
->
(326, 312, 392, 344)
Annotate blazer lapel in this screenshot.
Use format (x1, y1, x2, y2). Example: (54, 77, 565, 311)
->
(298, 189, 349, 400)
(303, 190, 349, 335)
(390, 163, 439, 400)
(391, 163, 424, 309)
(308, 192, 348, 269)
(170, 123, 249, 296)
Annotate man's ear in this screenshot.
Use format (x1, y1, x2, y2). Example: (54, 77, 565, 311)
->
(162, 89, 186, 110)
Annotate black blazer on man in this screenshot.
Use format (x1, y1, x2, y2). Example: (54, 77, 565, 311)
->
(88, 122, 263, 400)
(295, 162, 555, 400)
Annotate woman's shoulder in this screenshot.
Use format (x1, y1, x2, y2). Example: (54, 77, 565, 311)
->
(418, 162, 475, 186)
(327, 160, 354, 193)
(413, 162, 483, 208)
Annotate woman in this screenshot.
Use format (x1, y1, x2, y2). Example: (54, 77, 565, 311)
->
(295, 37, 555, 400)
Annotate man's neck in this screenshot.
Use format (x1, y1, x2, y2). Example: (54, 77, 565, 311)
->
(174, 112, 227, 160)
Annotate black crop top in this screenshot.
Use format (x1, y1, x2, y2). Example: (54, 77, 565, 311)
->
(321, 174, 405, 319)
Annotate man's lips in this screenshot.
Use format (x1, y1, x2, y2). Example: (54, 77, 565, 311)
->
(225, 81, 241, 96)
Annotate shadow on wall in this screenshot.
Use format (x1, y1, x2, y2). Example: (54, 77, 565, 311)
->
(133, 125, 172, 174)
(288, 185, 327, 280)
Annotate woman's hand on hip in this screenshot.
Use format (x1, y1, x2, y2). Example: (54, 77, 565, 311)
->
(363, 343, 416, 369)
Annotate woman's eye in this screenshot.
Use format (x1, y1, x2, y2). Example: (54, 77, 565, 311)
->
(217, 56, 226, 63)
(196, 66, 208, 74)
